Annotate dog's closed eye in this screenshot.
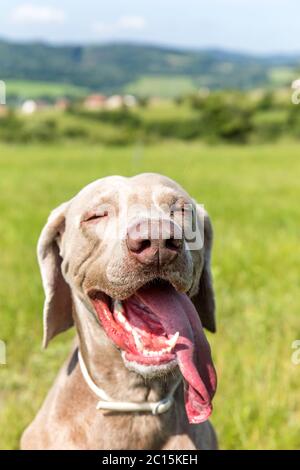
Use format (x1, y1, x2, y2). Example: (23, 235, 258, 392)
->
(82, 211, 109, 223)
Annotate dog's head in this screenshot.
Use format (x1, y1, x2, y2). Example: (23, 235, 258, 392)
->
(38, 173, 217, 423)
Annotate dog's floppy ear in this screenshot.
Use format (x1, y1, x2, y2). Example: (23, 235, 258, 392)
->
(192, 206, 216, 333)
(37, 202, 73, 348)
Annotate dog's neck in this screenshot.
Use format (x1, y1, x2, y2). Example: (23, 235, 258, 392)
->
(73, 296, 180, 404)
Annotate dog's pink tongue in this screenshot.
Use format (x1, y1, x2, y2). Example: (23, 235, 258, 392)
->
(137, 284, 217, 424)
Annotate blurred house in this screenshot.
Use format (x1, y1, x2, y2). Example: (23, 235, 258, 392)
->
(105, 94, 137, 110)
(21, 100, 48, 114)
(123, 94, 137, 108)
(105, 95, 124, 110)
(55, 98, 70, 111)
(83, 94, 137, 111)
(0, 105, 7, 117)
(21, 100, 37, 114)
(84, 94, 106, 110)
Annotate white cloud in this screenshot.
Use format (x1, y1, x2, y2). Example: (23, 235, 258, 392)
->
(118, 16, 146, 30)
(10, 4, 66, 25)
(93, 16, 146, 36)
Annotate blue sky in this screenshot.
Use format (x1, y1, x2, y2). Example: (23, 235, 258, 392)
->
(0, 0, 299, 53)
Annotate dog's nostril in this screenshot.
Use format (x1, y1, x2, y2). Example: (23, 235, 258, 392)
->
(165, 237, 181, 251)
(127, 236, 152, 254)
(135, 239, 151, 254)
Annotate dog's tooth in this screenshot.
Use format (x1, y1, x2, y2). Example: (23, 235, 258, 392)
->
(142, 348, 169, 357)
(132, 330, 144, 353)
(165, 332, 179, 350)
(160, 347, 169, 354)
(131, 335, 178, 357)
(114, 309, 132, 333)
(124, 317, 178, 358)
(113, 299, 123, 313)
(157, 346, 171, 355)
(115, 312, 124, 324)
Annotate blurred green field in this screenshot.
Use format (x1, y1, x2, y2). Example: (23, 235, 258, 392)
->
(0, 140, 299, 449)
(125, 75, 196, 98)
(6, 80, 88, 99)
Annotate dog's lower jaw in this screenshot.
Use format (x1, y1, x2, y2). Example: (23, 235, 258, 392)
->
(74, 294, 180, 380)
(73, 295, 177, 397)
(121, 351, 179, 379)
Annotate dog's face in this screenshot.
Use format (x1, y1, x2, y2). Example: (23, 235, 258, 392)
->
(38, 173, 216, 423)
(62, 173, 201, 300)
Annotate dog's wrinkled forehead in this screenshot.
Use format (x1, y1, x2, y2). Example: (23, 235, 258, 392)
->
(67, 173, 191, 220)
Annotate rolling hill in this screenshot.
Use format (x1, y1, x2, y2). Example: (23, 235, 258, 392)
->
(0, 39, 299, 97)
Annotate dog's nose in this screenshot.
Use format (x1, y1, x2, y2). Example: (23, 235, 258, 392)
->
(126, 219, 182, 266)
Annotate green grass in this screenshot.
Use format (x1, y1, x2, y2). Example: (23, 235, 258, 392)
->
(6, 80, 88, 99)
(0, 140, 299, 449)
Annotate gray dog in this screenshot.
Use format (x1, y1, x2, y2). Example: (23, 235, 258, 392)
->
(21, 173, 217, 450)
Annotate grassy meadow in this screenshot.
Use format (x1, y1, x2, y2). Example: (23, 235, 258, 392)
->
(0, 139, 299, 449)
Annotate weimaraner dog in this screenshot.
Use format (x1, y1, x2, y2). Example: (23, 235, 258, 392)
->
(21, 173, 217, 450)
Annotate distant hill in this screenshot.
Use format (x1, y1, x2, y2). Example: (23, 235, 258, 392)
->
(0, 39, 299, 97)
